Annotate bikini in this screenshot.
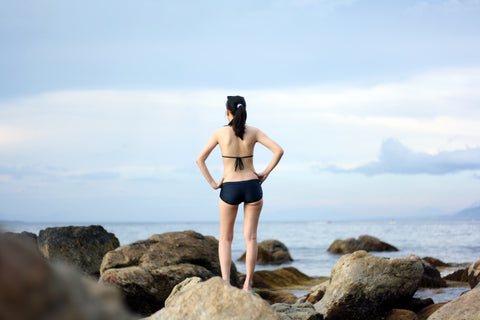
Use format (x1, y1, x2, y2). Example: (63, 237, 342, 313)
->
(221, 155, 253, 171)
(220, 154, 263, 205)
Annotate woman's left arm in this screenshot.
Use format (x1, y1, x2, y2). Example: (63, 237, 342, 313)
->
(196, 130, 224, 189)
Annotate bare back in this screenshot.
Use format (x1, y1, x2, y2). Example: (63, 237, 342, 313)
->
(217, 125, 259, 182)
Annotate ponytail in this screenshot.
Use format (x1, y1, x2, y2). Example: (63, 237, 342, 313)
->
(226, 95, 247, 139)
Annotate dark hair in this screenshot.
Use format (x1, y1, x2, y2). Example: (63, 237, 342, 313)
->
(226, 95, 247, 139)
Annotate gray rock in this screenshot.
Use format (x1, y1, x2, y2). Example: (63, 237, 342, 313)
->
(38, 225, 119, 276)
(314, 250, 423, 320)
(272, 302, 323, 320)
(145, 277, 280, 320)
(428, 286, 480, 320)
(100, 230, 238, 316)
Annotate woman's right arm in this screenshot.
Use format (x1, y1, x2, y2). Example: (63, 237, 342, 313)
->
(255, 129, 284, 183)
(196, 130, 224, 189)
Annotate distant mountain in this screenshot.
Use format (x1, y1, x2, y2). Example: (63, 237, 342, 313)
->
(453, 205, 480, 220)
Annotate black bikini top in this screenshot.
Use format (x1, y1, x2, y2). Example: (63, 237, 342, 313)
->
(222, 155, 253, 171)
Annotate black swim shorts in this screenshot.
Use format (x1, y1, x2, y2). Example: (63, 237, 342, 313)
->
(219, 179, 263, 205)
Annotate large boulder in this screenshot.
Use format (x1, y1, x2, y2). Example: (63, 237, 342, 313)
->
(145, 277, 280, 320)
(327, 235, 398, 254)
(314, 250, 423, 320)
(100, 230, 238, 315)
(238, 239, 293, 265)
(428, 286, 480, 320)
(38, 225, 119, 276)
(468, 259, 480, 289)
(0, 233, 135, 320)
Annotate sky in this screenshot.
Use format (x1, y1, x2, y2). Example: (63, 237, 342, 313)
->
(1, 0, 480, 222)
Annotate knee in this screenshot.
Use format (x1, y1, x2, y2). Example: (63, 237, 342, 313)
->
(244, 232, 257, 243)
(219, 233, 234, 243)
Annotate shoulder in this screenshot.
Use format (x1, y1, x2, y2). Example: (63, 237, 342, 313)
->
(213, 126, 228, 136)
(246, 125, 264, 138)
(245, 125, 260, 134)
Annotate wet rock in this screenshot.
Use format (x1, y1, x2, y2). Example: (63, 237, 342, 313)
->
(419, 259, 446, 288)
(314, 250, 423, 320)
(443, 268, 469, 282)
(238, 239, 293, 265)
(327, 235, 398, 254)
(38, 225, 119, 276)
(253, 267, 324, 290)
(100, 230, 238, 315)
(468, 259, 480, 289)
(421, 257, 448, 267)
(416, 302, 447, 320)
(428, 286, 480, 320)
(256, 289, 298, 304)
(272, 302, 323, 320)
(385, 309, 418, 320)
(145, 277, 280, 320)
(0, 233, 135, 320)
(404, 298, 433, 313)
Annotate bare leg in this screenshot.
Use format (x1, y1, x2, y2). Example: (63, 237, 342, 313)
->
(242, 199, 263, 291)
(218, 199, 238, 283)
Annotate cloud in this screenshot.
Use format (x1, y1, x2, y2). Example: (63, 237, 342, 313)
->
(0, 164, 185, 182)
(407, 0, 480, 14)
(1, 67, 480, 177)
(324, 138, 480, 175)
(0, 164, 48, 180)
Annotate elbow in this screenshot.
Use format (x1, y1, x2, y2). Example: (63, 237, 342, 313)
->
(196, 155, 205, 167)
(277, 147, 284, 158)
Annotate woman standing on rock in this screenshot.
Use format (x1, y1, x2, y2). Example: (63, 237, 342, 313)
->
(196, 95, 283, 292)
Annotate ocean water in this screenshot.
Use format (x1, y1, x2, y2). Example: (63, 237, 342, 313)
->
(3, 219, 478, 302)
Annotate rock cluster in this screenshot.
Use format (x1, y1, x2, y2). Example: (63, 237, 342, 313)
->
(327, 234, 398, 254)
(100, 230, 238, 315)
(4, 226, 478, 320)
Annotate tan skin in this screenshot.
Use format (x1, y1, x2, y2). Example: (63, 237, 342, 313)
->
(196, 109, 284, 291)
